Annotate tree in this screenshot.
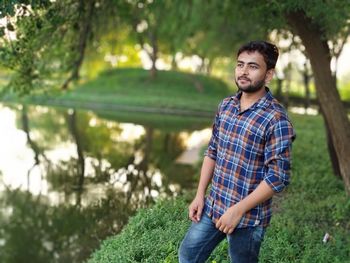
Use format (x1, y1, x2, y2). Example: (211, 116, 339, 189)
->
(286, 12, 350, 195)
(238, 1, 350, 194)
(181, 0, 268, 75)
(115, 0, 194, 78)
(0, 0, 117, 92)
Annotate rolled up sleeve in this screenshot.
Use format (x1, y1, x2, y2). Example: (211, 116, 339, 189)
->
(264, 118, 296, 193)
(204, 103, 222, 161)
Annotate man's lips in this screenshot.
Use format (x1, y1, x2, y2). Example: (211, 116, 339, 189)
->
(238, 77, 250, 82)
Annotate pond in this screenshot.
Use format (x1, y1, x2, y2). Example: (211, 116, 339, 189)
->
(0, 103, 213, 263)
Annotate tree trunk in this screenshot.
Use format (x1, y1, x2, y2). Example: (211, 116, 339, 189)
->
(170, 45, 178, 70)
(149, 31, 158, 79)
(67, 110, 85, 192)
(171, 55, 178, 70)
(302, 62, 311, 111)
(21, 105, 40, 166)
(21, 105, 40, 191)
(283, 77, 290, 110)
(287, 11, 350, 195)
(321, 107, 342, 178)
(276, 77, 283, 102)
(206, 58, 214, 75)
(61, 0, 95, 90)
(283, 63, 292, 110)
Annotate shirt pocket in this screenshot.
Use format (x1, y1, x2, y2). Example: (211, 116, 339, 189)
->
(240, 124, 265, 162)
(217, 116, 236, 157)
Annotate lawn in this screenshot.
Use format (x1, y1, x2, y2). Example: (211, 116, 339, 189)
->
(1, 68, 235, 129)
(62, 68, 232, 112)
(2, 68, 233, 116)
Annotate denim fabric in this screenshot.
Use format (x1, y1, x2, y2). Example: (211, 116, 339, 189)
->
(179, 214, 265, 263)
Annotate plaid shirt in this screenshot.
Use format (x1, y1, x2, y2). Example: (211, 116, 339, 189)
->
(204, 88, 295, 228)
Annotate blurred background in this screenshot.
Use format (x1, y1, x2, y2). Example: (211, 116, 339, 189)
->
(0, 1, 349, 262)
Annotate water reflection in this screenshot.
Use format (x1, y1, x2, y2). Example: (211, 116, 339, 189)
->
(0, 104, 211, 262)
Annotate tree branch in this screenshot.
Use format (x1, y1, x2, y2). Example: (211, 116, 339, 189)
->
(61, 0, 95, 90)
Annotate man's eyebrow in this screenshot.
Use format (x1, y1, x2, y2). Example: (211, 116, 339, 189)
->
(237, 60, 261, 67)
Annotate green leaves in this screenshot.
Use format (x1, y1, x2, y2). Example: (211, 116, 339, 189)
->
(0, 27, 5, 37)
(0, 1, 17, 17)
(1, 0, 350, 95)
(0, 0, 51, 18)
(88, 197, 191, 263)
(0, 0, 94, 94)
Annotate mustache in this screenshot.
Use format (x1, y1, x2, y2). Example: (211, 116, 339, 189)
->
(237, 76, 251, 81)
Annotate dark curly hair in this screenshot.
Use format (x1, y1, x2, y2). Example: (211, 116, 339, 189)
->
(237, 41, 279, 70)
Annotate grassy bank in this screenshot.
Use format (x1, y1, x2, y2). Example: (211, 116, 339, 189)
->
(2, 68, 232, 115)
(88, 113, 350, 263)
(63, 68, 232, 112)
(1, 68, 232, 130)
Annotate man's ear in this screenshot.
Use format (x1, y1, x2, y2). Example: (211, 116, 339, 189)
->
(265, 69, 275, 84)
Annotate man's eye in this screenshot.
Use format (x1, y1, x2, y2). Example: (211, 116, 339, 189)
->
(249, 65, 258, 69)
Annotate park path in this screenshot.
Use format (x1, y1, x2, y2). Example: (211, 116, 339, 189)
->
(175, 129, 212, 165)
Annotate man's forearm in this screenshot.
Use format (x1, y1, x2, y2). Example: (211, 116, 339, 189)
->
(235, 180, 275, 214)
(216, 180, 275, 234)
(195, 156, 215, 198)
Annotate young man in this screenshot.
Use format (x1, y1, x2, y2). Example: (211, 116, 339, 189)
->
(179, 41, 296, 263)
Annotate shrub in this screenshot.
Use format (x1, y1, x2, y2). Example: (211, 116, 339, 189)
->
(88, 197, 191, 263)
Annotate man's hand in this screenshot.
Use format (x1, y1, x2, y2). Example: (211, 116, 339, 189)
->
(215, 205, 244, 234)
(188, 196, 204, 223)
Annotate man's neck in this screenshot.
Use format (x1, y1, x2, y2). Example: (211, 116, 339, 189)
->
(240, 88, 267, 112)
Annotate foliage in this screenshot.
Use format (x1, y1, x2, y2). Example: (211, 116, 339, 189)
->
(88, 196, 191, 263)
(339, 81, 350, 101)
(183, 0, 267, 62)
(116, 0, 190, 55)
(0, 0, 270, 93)
(88, 114, 350, 262)
(0, 1, 78, 92)
(0, 0, 117, 93)
(82, 29, 142, 78)
(0, 0, 349, 94)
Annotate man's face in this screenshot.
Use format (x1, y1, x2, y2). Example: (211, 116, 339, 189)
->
(235, 51, 273, 93)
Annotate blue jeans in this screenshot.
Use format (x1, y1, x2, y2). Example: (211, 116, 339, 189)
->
(179, 213, 265, 263)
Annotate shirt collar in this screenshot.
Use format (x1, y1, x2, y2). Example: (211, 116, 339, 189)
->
(231, 87, 273, 111)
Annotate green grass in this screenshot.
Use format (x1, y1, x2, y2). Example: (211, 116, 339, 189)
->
(70, 68, 231, 110)
(32, 68, 232, 114)
(258, 114, 350, 263)
(88, 113, 350, 263)
(1, 68, 232, 129)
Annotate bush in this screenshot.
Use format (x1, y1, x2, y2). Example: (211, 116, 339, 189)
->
(89, 114, 350, 263)
(88, 197, 191, 263)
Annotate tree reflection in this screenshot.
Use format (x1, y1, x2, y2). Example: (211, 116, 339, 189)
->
(2, 104, 200, 262)
(20, 105, 48, 190)
(0, 188, 133, 263)
(66, 109, 85, 205)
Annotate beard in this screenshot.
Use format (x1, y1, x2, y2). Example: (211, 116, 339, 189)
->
(235, 78, 266, 93)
